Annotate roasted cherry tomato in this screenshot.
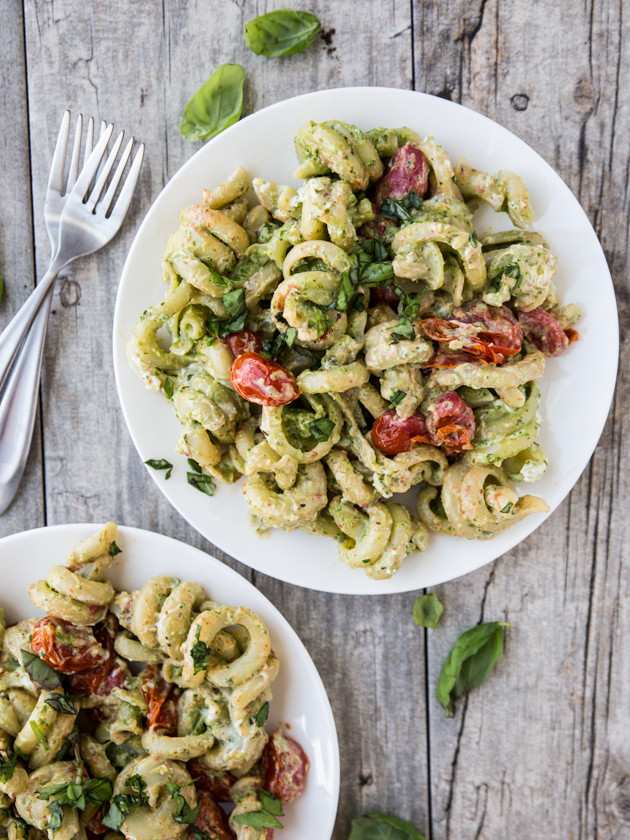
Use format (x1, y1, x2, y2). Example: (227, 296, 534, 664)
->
(518, 308, 571, 357)
(67, 624, 120, 695)
(371, 409, 432, 456)
(420, 317, 521, 364)
(224, 329, 264, 359)
(31, 617, 108, 675)
(423, 349, 484, 369)
(187, 760, 235, 802)
(193, 790, 236, 840)
(230, 352, 300, 406)
(369, 284, 400, 307)
(425, 392, 475, 455)
(374, 142, 429, 209)
(565, 327, 579, 343)
(141, 664, 179, 735)
(86, 807, 108, 836)
(262, 728, 310, 804)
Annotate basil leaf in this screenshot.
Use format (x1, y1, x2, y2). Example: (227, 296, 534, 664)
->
(180, 64, 245, 143)
(191, 626, 210, 675)
(187, 472, 216, 497)
(187, 457, 202, 474)
(106, 741, 138, 770)
(309, 418, 335, 442)
(500, 501, 513, 514)
(360, 240, 389, 262)
(39, 782, 71, 801)
(285, 326, 297, 347)
(207, 287, 248, 338)
(502, 262, 522, 280)
(145, 459, 173, 480)
(368, 813, 426, 840)
(359, 262, 395, 287)
(108, 541, 122, 557)
(30, 721, 49, 749)
(20, 650, 62, 690)
(436, 621, 509, 717)
(164, 377, 174, 399)
(258, 789, 283, 816)
(333, 268, 357, 312)
(390, 318, 415, 342)
(254, 700, 269, 727)
(0, 751, 16, 783)
(102, 796, 129, 831)
(47, 800, 64, 833)
(244, 9, 320, 57)
(127, 775, 148, 801)
(192, 831, 211, 840)
(233, 811, 284, 829)
(388, 390, 405, 409)
(312, 306, 331, 338)
(44, 693, 77, 715)
(469, 231, 478, 247)
(412, 593, 443, 629)
(379, 192, 422, 224)
(3, 655, 19, 672)
(84, 777, 114, 806)
(223, 288, 246, 320)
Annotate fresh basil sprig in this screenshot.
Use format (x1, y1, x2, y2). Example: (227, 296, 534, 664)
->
(349, 813, 426, 840)
(436, 621, 509, 717)
(180, 64, 245, 143)
(44, 693, 77, 715)
(379, 191, 423, 223)
(20, 650, 62, 690)
(144, 459, 173, 480)
(39, 777, 113, 811)
(244, 9, 320, 57)
(412, 593, 443, 629)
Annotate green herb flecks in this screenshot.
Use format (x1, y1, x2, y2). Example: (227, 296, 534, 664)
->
(180, 64, 245, 143)
(244, 8, 320, 57)
(436, 621, 509, 717)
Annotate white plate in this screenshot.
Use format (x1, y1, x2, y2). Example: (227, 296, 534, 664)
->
(113, 86, 618, 595)
(0, 523, 339, 839)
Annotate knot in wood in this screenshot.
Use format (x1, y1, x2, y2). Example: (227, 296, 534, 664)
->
(510, 94, 529, 112)
(60, 278, 81, 308)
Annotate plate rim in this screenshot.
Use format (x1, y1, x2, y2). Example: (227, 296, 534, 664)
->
(0, 521, 340, 838)
(113, 85, 619, 595)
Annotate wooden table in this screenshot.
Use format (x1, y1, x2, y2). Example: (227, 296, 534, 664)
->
(2, 2, 627, 837)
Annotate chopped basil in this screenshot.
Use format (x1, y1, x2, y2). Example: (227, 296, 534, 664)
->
(233, 811, 284, 829)
(254, 700, 269, 727)
(469, 231, 478, 247)
(164, 377, 174, 399)
(500, 501, 513, 514)
(309, 418, 335, 442)
(180, 63, 245, 143)
(333, 267, 357, 312)
(20, 650, 62, 690)
(109, 541, 122, 557)
(412, 593, 443, 629)
(3, 655, 19, 672)
(244, 8, 320, 57)
(47, 800, 64, 833)
(44, 693, 77, 715)
(360, 239, 389, 262)
(207, 287, 248, 338)
(436, 621, 509, 717)
(502, 262, 522, 280)
(106, 741, 138, 770)
(127, 775, 148, 800)
(187, 472, 216, 496)
(144, 459, 173, 480)
(103, 775, 148, 831)
(191, 831, 211, 840)
(168, 782, 201, 825)
(261, 326, 298, 360)
(0, 751, 16, 783)
(259, 789, 284, 816)
(190, 626, 211, 675)
(223, 287, 246, 319)
(312, 306, 331, 338)
(349, 813, 427, 840)
(187, 457, 202, 474)
(388, 390, 405, 409)
(359, 262, 395, 287)
(30, 721, 49, 749)
(379, 191, 423, 224)
(390, 318, 415, 342)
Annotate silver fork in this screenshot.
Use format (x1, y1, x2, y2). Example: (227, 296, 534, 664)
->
(0, 111, 144, 513)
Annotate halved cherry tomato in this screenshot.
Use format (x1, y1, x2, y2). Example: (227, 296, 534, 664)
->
(67, 624, 120, 696)
(423, 349, 486, 369)
(224, 329, 264, 359)
(374, 142, 429, 209)
(369, 284, 400, 307)
(262, 728, 310, 804)
(565, 327, 579, 343)
(141, 664, 179, 735)
(187, 760, 235, 802)
(371, 409, 432, 456)
(193, 790, 236, 840)
(518, 308, 571, 356)
(230, 352, 300, 406)
(31, 617, 108, 675)
(420, 318, 521, 364)
(425, 392, 475, 455)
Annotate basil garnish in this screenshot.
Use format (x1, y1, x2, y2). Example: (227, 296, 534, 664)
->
(469, 231, 478, 247)
(412, 593, 443, 629)
(349, 813, 426, 840)
(254, 700, 269, 727)
(30, 721, 48, 749)
(233, 810, 283, 829)
(47, 800, 64, 832)
(144, 459, 173, 480)
(39, 778, 112, 811)
(379, 191, 423, 224)
(244, 8, 320, 57)
(102, 775, 148, 831)
(207, 287, 248, 338)
(187, 472, 216, 497)
(190, 626, 210, 675)
(180, 64, 245, 143)
(261, 326, 297, 360)
(436, 621, 509, 717)
(0, 750, 16, 783)
(20, 650, 62, 690)
(332, 242, 396, 312)
(389, 319, 415, 341)
(106, 741, 139, 770)
(309, 418, 335, 442)
(167, 782, 201, 825)
(388, 390, 405, 409)
(187, 458, 202, 474)
(258, 789, 283, 816)
(44, 693, 77, 715)
(164, 377, 174, 399)
(109, 540, 122, 557)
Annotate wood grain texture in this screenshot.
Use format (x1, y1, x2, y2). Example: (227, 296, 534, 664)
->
(1, 0, 627, 837)
(0, 1, 45, 534)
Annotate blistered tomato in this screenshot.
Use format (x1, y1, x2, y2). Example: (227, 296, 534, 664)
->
(230, 352, 300, 406)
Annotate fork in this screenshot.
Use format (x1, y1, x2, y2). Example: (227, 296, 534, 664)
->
(0, 111, 144, 513)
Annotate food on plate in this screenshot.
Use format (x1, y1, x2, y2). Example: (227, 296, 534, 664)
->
(129, 120, 581, 579)
(0, 523, 308, 839)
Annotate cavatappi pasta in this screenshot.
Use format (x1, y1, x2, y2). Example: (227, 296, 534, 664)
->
(130, 120, 581, 578)
(0, 523, 308, 840)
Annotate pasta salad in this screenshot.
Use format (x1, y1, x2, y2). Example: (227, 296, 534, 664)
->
(129, 120, 580, 580)
(0, 523, 308, 839)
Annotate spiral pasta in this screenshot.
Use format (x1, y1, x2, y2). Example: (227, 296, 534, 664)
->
(129, 118, 579, 576)
(0, 527, 308, 839)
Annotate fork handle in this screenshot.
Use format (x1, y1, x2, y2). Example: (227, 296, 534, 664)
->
(0, 254, 65, 393)
(0, 287, 53, 514)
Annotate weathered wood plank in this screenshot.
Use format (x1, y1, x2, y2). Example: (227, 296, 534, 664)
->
(21, 1, 420, 836)
(413, 1, 630, 837)
(0, 1, 45, 536)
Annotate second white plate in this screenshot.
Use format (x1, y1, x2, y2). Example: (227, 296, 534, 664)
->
(113, 86, 618, 594)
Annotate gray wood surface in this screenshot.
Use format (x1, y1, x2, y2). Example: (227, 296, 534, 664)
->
(0, 1, 627, 837)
